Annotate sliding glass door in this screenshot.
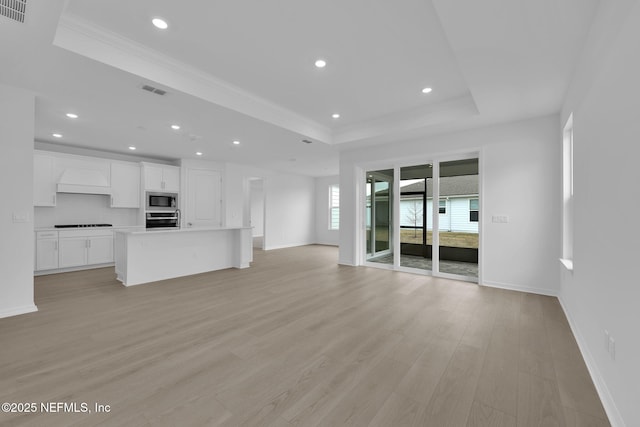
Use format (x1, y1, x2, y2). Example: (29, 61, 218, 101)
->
(366, 169, 393, 265)
(437, 159, 479, 278)
(363, 157, 479, 281)
(399, 164, 433, 271)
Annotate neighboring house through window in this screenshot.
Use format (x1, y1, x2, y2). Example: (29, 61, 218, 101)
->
(469, 198, 479, 222)
(329, 184, 340, 230)
(439, 199, 446, 214)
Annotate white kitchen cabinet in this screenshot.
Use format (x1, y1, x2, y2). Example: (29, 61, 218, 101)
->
(111, 162, 141, 208)
(58, 230, 114, 268)
(143, 163, 180, 192)
(162, 166, 180, 192)
(87, 235, 114, 265)
(34, 153, 57, 206)
(35, 231, 59, 270)
(59, 237, 88, 268)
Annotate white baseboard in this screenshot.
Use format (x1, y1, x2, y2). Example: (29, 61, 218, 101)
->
(264, 242, 314, 251)
(0, 304, 38, 319)
(481, 280, 559, 297)
(34, 262, 115, 276)
(558, 296, 625, 427)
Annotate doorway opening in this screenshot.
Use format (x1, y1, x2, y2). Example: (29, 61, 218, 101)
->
(248, 178, 265, 250)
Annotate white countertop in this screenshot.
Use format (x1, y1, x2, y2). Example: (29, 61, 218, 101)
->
(115, 226, 251, 235)
(35, 225, 143, 232)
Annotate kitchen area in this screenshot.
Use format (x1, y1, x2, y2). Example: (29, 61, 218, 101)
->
(33, 149, 252, 286)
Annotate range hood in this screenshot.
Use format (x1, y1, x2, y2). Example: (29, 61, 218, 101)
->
(57, 168, 111, 195)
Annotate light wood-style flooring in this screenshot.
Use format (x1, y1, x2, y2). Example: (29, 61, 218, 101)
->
(0, 245, 610, 426)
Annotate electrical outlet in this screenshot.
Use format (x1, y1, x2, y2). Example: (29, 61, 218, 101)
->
(604, 330, 610, 352)
(609, 336, 616, 360)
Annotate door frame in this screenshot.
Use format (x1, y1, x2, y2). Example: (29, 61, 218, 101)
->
(357, 151, 483, 283)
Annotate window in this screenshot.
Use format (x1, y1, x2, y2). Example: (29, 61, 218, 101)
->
(439, 199, 446, 214)
(329, 184, 340, 230)
(561, 114, 574, 270)
(469, 198, 479, 222)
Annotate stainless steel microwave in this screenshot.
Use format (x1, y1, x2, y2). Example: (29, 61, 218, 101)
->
(146, 192, 178, 210)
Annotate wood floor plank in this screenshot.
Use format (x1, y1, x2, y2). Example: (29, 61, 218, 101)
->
(395, 337, 458, 404)
(368, 392, 423, 427)
(473, 335, 519, 416)
(315, 357, 410, 426)
(0, 245, 611, 427)
(517, 372, 567, 427)
(466, 401, 516, 427)
(418, 343, 485, 427)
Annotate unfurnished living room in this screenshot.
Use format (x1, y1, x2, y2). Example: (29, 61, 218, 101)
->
(1, 1, 639, 426)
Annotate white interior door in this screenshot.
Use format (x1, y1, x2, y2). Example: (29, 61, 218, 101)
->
(186, 169, 221, 227)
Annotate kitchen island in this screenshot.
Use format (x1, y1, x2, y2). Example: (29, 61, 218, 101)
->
(114, 226, 252, 286)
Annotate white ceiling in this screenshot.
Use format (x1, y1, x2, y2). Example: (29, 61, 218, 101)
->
(0, 0, 599, 176)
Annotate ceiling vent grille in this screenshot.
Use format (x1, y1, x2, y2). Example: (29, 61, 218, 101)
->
(0, 0, 27, 23)
(141, 84, 167, 96)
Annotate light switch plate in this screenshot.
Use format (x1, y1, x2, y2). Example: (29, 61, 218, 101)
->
(12, 212, 30, 223)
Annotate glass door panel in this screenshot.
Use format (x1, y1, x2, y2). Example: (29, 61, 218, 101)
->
(366, 169, 393, 265)
(437, 159, 479, 278)
(400, 164, 432, 271)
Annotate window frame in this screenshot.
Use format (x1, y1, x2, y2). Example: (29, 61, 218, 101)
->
(329, 184, 340, 231)
(469, 198, 479, 222)
(438, 199, 446, 214)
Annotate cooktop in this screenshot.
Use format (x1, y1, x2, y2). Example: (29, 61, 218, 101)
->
(54, 224, 113, 228)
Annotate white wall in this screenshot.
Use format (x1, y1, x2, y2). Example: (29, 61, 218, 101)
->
(34, 193, 139, 228)
(0, 85, 37, 318)
(250, 179, 264, 237)
(339, 114, 561, 295)
(225, 163, 316, 250)
(315, 175, 340, 246)
(559, 2, 640, 426)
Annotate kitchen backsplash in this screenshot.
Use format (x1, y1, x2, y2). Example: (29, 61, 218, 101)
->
(34, 193, 140, 228)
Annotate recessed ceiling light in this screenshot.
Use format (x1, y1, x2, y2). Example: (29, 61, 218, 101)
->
(152, 18, 168, 30)
(52, 133, 62, 138)
(129, 146, 136, 150)
(196, 152, 203, 156)
(421, 87, 433, 94)
(233, 140, 240, 145)
(171, 124, 180, 130)
(314, 59, 327, 68)
(66, 113, 78, 119)
(332, 113, 340, 119)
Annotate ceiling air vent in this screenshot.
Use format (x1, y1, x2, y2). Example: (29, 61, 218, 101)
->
(0, 0, 27, 23)
(141, 84, 167, 96)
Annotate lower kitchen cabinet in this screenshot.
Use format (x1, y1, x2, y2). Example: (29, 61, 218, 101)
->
(35, 231, 59, 270)
(87, 235, 114, 265)
(58, 237, 89, 268)
(38, 229, 114, 271)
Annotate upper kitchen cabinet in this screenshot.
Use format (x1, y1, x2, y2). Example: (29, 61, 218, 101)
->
(142, 163, 180, 192)
(34, 152, 57, 206)
(110, 162, 141, 208)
